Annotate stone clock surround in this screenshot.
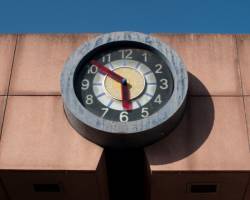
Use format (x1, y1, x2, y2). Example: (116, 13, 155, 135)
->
(61, 32, 188, 148)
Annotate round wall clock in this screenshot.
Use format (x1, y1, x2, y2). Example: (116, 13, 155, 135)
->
(61, 32, 188, 148)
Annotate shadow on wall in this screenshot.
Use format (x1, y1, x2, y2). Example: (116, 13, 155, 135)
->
(146, 72, 215, 165)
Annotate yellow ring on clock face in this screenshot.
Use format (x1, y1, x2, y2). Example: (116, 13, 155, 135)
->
(104, 66, 145, 101)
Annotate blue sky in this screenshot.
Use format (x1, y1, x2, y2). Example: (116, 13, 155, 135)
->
(0, 0, 249, 33)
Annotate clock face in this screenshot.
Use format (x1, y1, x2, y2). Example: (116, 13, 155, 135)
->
(61, 32, 188, 148)
(74, 42, 174, 122)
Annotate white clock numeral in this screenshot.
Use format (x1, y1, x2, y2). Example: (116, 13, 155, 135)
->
(160, 79, 168, 89)
(141, 107, 149, 118)
(119, 49, 133, 59)
(155, 64, 163, 73)
(102, 53, 111, 63)
(142, 52, 147, 62)
(101, 107, 109, 117)
(88, 65, 98, 74)
(154, 94, 162, 104)
(120, 111, 129, 122)
(81, 79, 89, 90)
(85, 94, 93, 105)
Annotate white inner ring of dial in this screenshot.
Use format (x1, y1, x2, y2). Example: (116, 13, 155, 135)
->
(93, 59, 157, 111)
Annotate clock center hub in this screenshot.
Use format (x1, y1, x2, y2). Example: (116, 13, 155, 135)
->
(104, 66, 145, 101)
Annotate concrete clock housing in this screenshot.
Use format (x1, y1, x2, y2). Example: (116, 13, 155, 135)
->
(61, 32, 188, 148)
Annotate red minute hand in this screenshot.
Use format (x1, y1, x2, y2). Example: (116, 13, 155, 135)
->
(90, 60, 124, 83)
(121, 81, 132, 111)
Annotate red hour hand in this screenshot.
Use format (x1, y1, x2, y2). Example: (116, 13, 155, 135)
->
(90, 60, 124, 83)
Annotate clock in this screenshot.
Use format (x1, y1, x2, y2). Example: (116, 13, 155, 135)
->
(61, 32, 188, 148)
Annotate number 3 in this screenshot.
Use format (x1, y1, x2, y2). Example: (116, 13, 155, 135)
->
(160, 79, 168, 89)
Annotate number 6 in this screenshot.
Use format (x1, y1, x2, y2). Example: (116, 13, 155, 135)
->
(120, 111, 128, 122)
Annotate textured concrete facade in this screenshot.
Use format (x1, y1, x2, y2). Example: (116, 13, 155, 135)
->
(146, 34, 250, 200)
(0, 34, 108, 200)
(0, 34, 250, 199)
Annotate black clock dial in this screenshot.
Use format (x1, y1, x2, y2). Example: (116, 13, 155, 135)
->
(61, 32, 188, 148)
(74, 41, 174, 122)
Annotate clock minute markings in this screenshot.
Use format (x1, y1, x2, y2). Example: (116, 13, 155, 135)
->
(145, 93, 153, 97)
(136, 100, 141, 107)
(135, 62, 141, 69)
(107, 99, 114, 108)
(109, 62, 114, 69)
(123, 59, 128, 66)
(144, 71, 153, 76)
(147, 82, 157, 85)
(93, 83, 102, 86)
(96, 92, 105, 98)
